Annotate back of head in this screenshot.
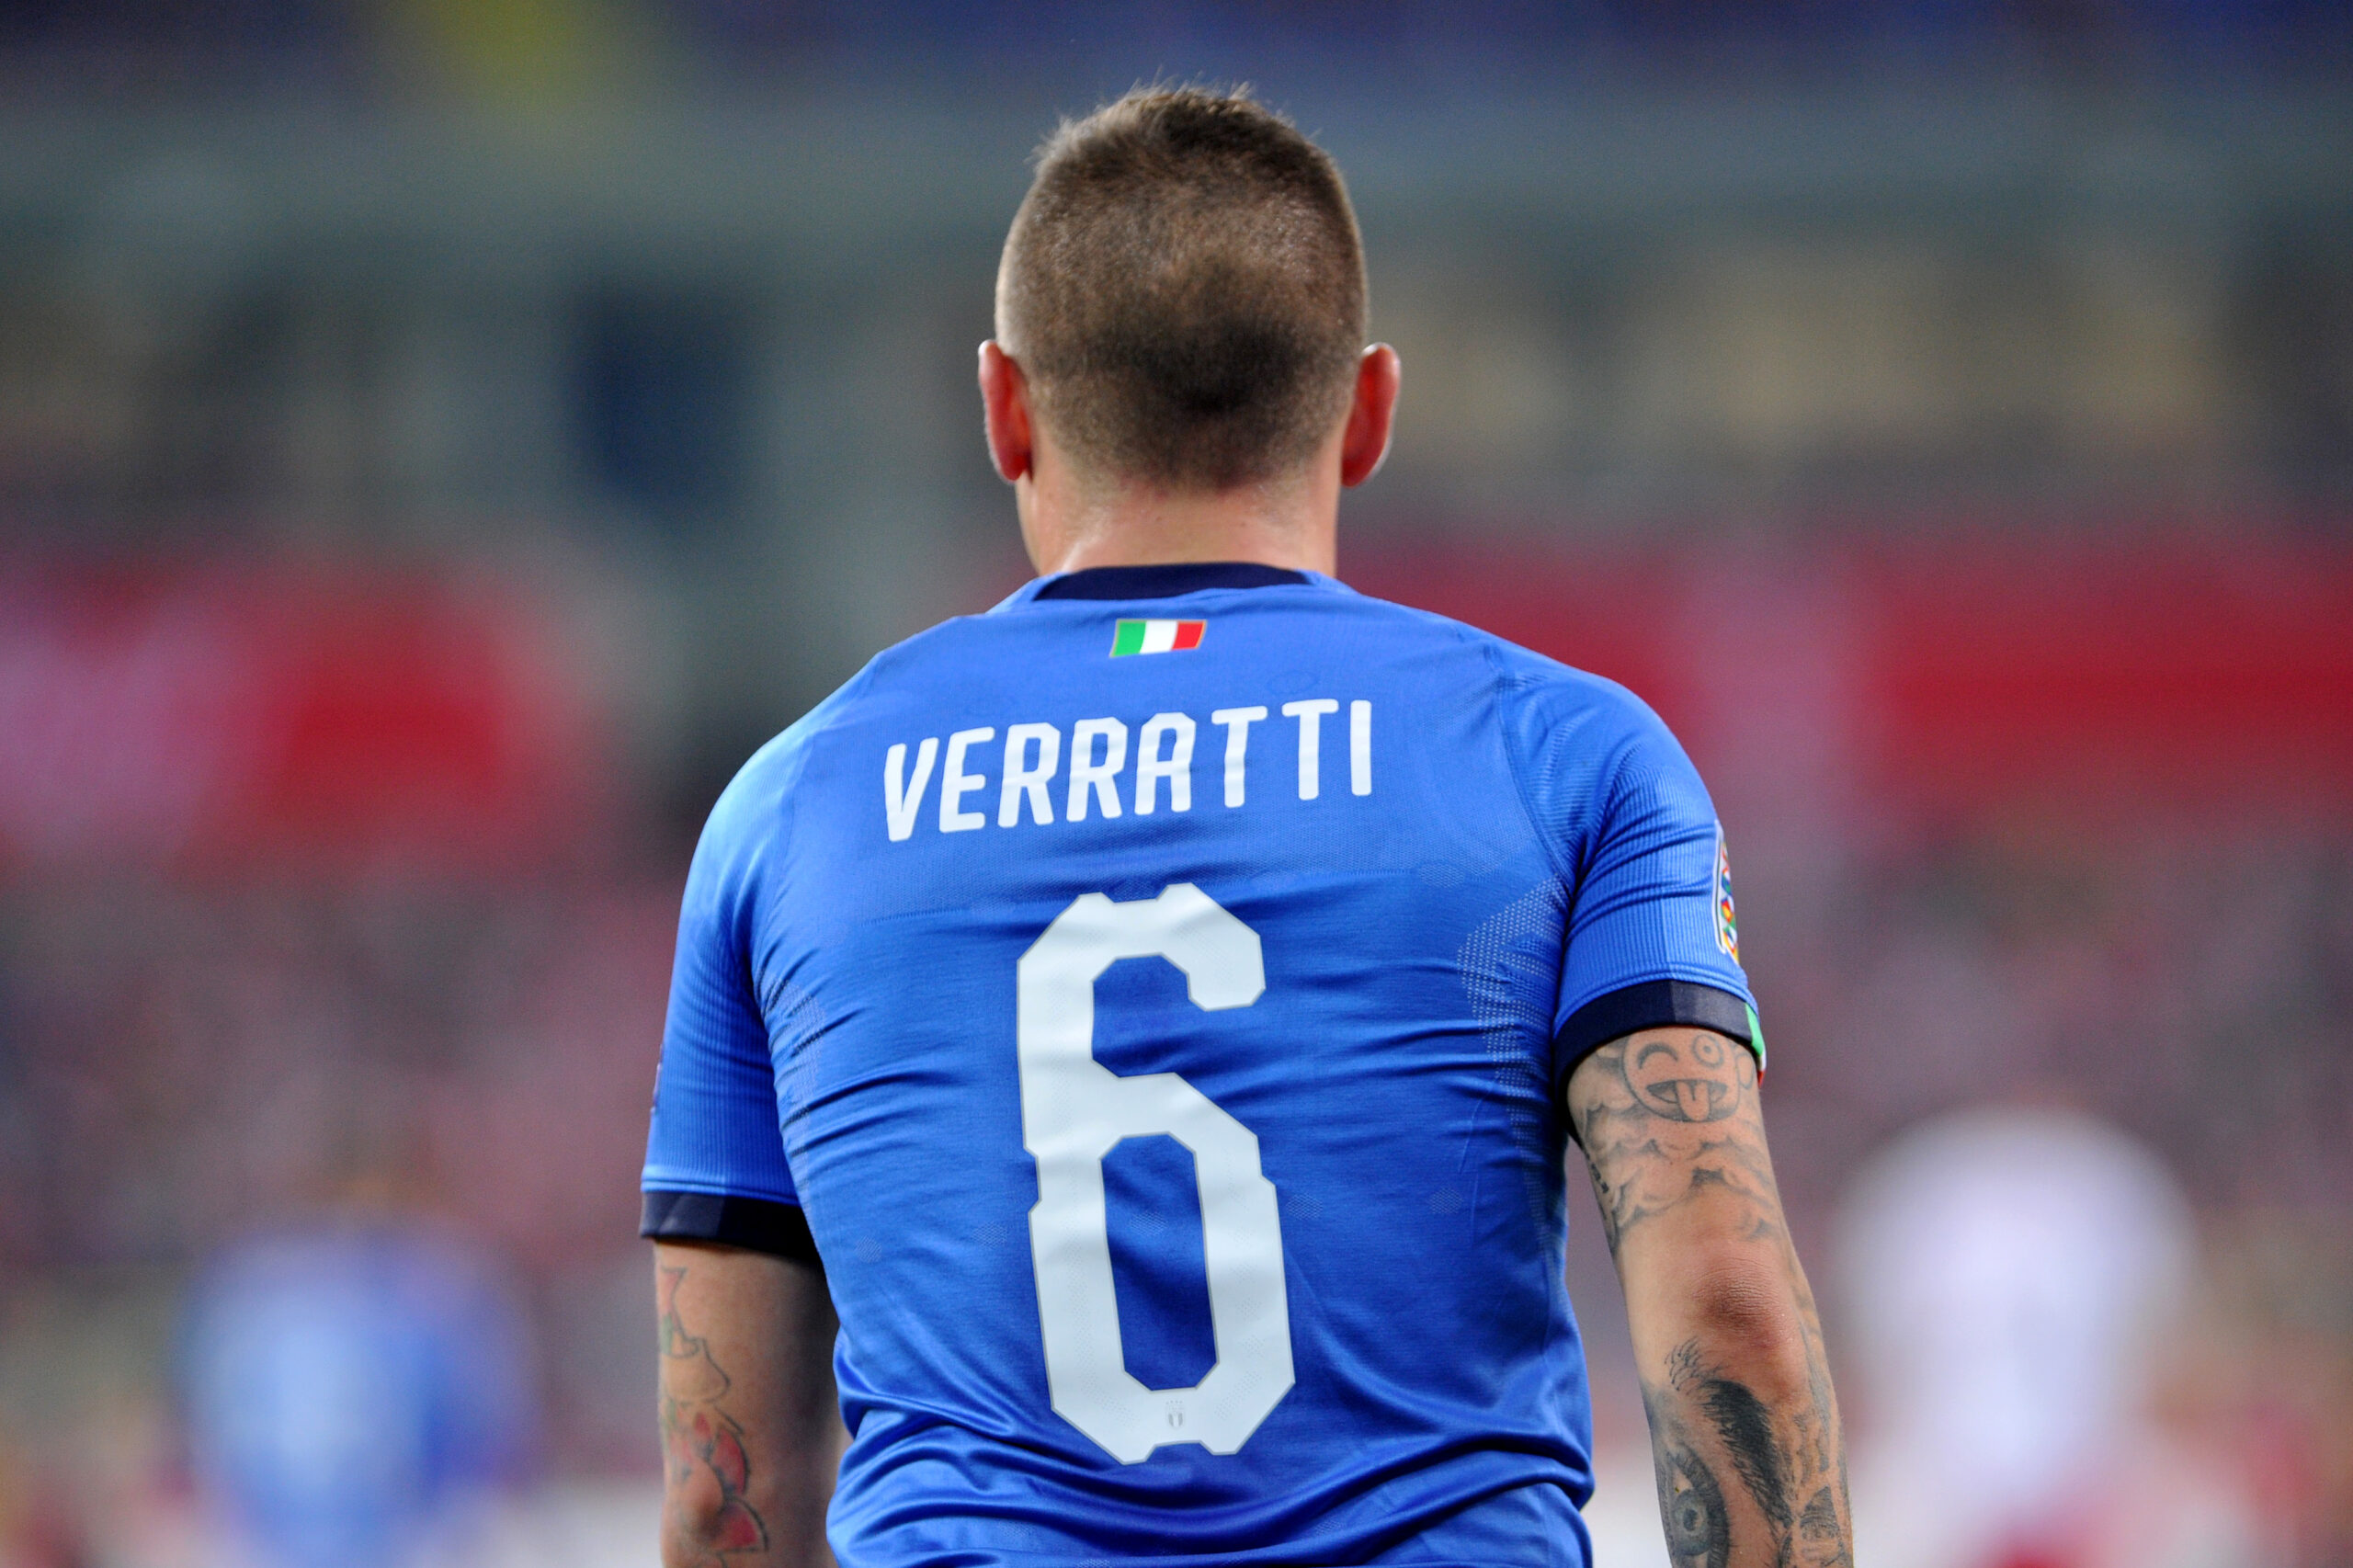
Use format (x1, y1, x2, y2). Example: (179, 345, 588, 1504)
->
(997, 87, 1369, 494)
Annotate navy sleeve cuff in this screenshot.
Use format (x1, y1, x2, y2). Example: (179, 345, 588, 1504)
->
(1553, 979, 1756, 1088)
(641, 1190, 821, 1268)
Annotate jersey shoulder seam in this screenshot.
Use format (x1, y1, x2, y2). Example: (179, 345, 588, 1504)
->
(1334, 591, 1597, 890)
(722, 650, 899, 1006)
(1465, 625, 1580, 893)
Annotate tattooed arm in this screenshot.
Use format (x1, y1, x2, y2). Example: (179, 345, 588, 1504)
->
(654, 1242, 840, 1568)
(1566, 1029, 1852, 1568)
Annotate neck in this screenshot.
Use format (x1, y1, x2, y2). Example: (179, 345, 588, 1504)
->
(1020, 446, 1340, 577)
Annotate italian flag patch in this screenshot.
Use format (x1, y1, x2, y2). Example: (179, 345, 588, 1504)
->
(1110, 619, 1205, 656)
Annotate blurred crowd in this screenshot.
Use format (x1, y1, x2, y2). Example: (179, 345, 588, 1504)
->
(4, 0, 2350, 87)
(1, 2, 2350, 1565)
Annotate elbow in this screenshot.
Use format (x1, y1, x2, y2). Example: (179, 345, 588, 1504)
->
(663, 1469, 766, 1568)
(1681, 1254, 1811, 1388)
(662, 1470, 722, 1566)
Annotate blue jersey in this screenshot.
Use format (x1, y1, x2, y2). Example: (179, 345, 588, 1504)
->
(642, 562, 1759, 1568)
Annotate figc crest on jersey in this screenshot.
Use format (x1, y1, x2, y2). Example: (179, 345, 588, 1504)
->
(1713, 829, 1739, 963)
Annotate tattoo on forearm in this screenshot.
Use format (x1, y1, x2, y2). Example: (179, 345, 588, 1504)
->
(1644, 1381, 1733, 1568)
(1799, 1485, 1844, 1562)
(1570, 1031, 1776, 1254)
(1671, 1340, 1791, 1536)
(1791, 1296, 1853, 1568)
(1646, 1337, 1851, 1568)
(659, 1265, 772, 1565)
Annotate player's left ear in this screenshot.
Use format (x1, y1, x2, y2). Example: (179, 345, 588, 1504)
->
(979, 340, 1034, 484)
(1339, 344, 1401, 489)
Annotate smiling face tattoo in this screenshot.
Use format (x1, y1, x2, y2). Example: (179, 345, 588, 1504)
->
(1574, 1028, 1775, 1256)
(1621, 1031, 1752, 1125)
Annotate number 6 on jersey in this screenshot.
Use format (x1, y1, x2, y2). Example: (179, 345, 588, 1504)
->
(1017, 884, 1295, 1464)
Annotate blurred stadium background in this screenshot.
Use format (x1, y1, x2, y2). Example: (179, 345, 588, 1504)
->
(1, 3, 2349, 1565)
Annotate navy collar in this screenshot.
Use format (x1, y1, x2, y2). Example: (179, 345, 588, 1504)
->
(1030, 562, 1311, 601)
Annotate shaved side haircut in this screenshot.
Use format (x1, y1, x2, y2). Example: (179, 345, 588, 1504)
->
(997, 86, 1370, 493)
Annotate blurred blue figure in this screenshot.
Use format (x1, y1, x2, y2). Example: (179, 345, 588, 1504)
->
(182, 1226, 535, 1568)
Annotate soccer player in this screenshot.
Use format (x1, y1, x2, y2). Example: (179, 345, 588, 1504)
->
(642, 88, 1852, 1568)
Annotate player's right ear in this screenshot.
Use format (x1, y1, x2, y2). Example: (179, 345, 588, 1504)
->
(979, 341, 1034, 485)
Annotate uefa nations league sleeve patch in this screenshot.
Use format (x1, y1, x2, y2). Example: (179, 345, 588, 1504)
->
(1713, 829, 1740, 963)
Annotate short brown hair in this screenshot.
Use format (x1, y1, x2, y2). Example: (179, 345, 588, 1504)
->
(996, 86, 1369, 492)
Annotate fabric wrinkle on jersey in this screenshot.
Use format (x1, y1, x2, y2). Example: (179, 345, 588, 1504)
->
(642, 563, 1759, 1568)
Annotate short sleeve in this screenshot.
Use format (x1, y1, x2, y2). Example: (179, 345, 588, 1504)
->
(640, 764, 816, 1264)
(1500, 662, 1762, 1090)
